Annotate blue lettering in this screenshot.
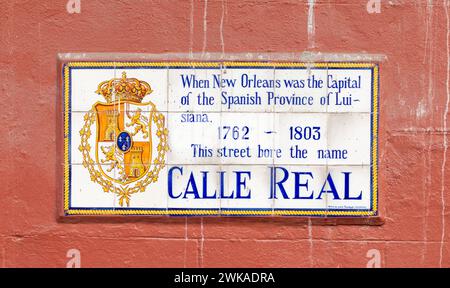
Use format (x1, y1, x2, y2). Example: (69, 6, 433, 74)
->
(184, 172, 200, 199)
(269, 167, 290, 199)
(168, 166, 183, 199)
(235, 171, 251, 199)
(343, 172, 362, 200)
(316, 173, 341, 200)
(293, 172, 314, 199)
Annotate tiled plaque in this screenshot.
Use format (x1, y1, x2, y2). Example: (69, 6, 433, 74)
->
(62, 61, 379, 217)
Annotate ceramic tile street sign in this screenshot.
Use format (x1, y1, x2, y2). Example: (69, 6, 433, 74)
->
(62, 61, 379, 217)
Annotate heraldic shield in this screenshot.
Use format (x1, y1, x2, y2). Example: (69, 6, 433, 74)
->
(78, 72, 168, 207)
(95, 101, 153, 184)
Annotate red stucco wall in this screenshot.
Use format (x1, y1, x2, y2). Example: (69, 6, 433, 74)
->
(1, 0, 450, 267)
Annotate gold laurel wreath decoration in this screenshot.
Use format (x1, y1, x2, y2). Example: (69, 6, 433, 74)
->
(78, 108, 168, 207)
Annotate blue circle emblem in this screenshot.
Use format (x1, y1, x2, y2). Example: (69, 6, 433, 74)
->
(117, 131, 132, 152)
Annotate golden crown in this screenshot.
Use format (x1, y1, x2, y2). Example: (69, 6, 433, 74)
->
(96, 72, 152, 103)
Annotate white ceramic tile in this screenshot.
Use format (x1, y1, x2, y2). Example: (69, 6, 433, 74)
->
(272, 165, 328, 210)
(326, 113, 371, 165)
(273, 68, 328, 113)
(70, 68, 168, 112)
(325, 68, 373, 113)
(219, 112, 276, 165)
(324, 165, 372, 211)
(70, 111, 98, 165)
(219, 68, 276, 113)
(167, 111, 220, 165)
(168, 68, 222, 112)
(121, 110, 169, 166)
(70, 163, 168, 210)
(273, 113, 329, 165)
(167, 165, 221, 211)
(116, 164, 168, 209)
(219, 165, 274, 213)
(70, 164, 117, 209)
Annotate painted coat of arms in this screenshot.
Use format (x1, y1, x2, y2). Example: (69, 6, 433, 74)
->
(78, 72, 168, 207)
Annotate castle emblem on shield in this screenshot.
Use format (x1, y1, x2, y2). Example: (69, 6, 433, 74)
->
(78, 72, 168, 207)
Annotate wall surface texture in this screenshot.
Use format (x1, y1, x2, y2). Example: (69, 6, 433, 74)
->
(1, 0, 450, 267)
